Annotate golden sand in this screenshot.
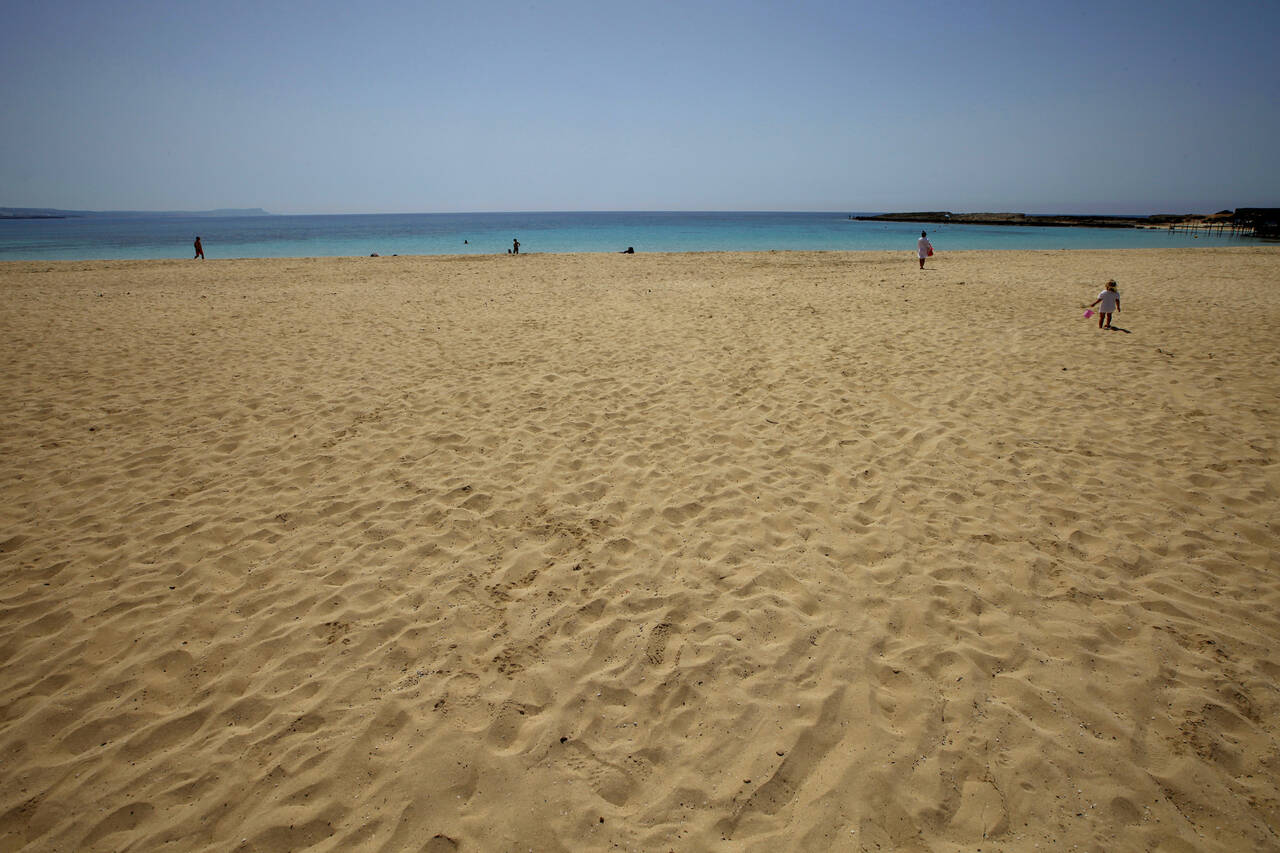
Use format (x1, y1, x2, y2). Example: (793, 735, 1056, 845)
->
(1, 248, 1278, 851)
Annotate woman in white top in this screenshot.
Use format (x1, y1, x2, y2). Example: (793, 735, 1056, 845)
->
(917, 231, 933, 269)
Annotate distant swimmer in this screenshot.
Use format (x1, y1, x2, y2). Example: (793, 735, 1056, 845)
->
(194, 236, 204, 259)
(512, 237, 520, 255)
(917, 231, 932, 269)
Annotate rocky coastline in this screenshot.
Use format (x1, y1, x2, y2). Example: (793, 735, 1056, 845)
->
(853, 211, 1232, 229)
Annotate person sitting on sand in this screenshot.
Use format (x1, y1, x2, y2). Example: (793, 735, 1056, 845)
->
(1089, 280, 1121, 329)
(620, 246, 634, 254)
(916, 231, 932, 269)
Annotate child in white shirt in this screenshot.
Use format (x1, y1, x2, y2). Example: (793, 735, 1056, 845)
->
(1090, 280, 1121, 329)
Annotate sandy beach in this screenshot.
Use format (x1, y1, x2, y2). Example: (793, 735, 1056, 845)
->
(1, 248, 1278, 851)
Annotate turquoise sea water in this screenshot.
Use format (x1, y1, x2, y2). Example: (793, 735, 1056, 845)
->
(0, 211, 1260, 261)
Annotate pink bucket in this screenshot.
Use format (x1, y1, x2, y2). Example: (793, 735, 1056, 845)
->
(1083, 309, 1094, 318)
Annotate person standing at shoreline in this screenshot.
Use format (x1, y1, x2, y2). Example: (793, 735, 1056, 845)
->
(194, 236, 204, 259)
(917, 231, 932, 269)
(512, 237, 520, 255)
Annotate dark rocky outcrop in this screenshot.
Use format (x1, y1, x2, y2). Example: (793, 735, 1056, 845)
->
(853, 211, 1224, 229)
(855, 212, 1162, 228)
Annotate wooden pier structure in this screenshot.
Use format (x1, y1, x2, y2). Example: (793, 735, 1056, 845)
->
(1235, 208, 1280, 239)
(1163, 209, 1279, 239)
(1163, 219, 1254, 237)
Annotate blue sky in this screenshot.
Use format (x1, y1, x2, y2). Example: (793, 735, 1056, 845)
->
(2, 0, 1277, 214)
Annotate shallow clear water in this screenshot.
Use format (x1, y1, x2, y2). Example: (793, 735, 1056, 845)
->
(0, 211, 1257, 261)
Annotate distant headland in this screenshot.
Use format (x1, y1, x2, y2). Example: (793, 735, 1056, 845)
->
(849, 206, 1280, 233)
(857, 211, 1169, 228)
(0, 207, 272, 220)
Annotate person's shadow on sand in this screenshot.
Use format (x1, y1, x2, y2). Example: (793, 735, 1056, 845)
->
(1107, 326, 1131, 334)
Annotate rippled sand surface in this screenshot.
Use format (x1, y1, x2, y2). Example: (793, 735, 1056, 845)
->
(2, 248, 1278, 851)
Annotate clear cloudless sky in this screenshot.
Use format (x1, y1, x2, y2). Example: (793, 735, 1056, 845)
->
(2, 0, 1277, 214)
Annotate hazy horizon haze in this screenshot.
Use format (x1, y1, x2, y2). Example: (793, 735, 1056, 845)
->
(2, 0, 1277, 215)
